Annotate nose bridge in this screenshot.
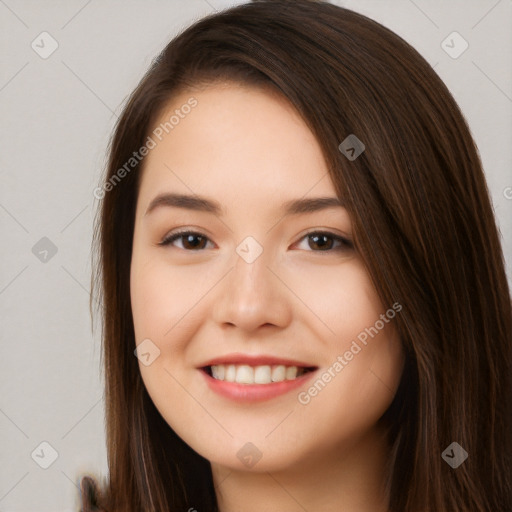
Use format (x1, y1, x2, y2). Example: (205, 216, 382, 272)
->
(212, 235, 291, 331)
(231, 238, 272, 314)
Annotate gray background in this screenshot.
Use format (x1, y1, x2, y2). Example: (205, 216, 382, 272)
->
(1, 0, 511, 510)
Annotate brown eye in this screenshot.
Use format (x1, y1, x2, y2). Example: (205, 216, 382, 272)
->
(159, 231, 212, 250)
(297, 231, 353, 252)
(308, 233, 335, 250)
(158, 230, 353, 253)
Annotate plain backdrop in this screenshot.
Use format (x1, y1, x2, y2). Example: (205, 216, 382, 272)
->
(1, 0, 511, 510)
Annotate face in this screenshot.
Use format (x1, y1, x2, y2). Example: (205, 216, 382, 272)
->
(130, 82, 404, 473)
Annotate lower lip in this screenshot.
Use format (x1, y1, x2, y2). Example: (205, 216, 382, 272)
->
(201, 369, 317, 402)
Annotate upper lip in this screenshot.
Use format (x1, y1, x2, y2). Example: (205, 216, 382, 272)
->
(199, 353, 316, 368)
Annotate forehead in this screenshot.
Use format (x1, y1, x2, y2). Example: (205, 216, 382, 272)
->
(137, 83, 337, 212)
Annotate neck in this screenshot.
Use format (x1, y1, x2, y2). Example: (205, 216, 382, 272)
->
(211, 427, 392, 512)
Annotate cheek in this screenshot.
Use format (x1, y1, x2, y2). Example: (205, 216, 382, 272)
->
(289, 260, 405, 422)
(331, 267, 405, 399)
(130, 256, 203, 430)
(293, 325, 404, 455)
(130, 256, 198, 344)
(285, 257, 393, 346)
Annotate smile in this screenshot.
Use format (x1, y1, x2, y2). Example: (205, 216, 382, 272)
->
(207, 364, 312, 384)
(199, 354, 318, 402)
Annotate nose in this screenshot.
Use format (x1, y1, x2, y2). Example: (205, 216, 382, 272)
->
(211, 243, 292, 333)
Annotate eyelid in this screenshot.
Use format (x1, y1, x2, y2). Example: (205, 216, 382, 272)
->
(158, 227, 353, 252)
(158, 228, 216, 249)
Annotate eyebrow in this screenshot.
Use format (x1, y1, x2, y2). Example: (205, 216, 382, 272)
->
(144, 192, 345, 217)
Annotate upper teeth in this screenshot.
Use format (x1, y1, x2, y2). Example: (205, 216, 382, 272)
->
(210, 364, 305, 384)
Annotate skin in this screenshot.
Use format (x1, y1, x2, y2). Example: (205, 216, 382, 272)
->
(130, 82, 405, 512)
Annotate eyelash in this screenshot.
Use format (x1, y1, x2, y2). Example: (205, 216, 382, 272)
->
(158, 229, 353, 253)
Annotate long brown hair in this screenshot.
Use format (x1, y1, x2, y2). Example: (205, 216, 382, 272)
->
(81, 1, 512, 510)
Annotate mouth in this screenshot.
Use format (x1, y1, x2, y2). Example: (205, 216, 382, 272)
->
(198, 354, 318, 402)
(202, 364, 316, 384)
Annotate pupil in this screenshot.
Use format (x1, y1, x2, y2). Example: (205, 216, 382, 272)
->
(311, 234, 331, 250)
(185, 234, 204, 249)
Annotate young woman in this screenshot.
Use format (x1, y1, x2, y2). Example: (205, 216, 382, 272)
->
(81, 1, 512, 510)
